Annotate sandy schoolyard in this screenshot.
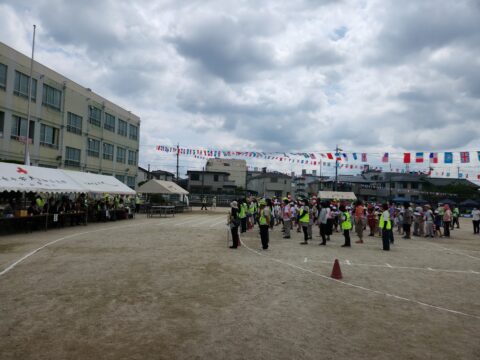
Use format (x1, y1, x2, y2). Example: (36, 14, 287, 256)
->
(1, 208, 479, 359)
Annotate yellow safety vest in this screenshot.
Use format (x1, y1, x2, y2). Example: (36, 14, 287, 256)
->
(259, 209, 268, 225)
(379, 213, 392, 230)
(239, 203, 247, 218)
(299, 208, 310, 223)
(341, 212, 352, 230)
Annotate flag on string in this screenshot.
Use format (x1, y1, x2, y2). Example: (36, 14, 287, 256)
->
(460, 151, 470, 163)
(361, 153, 367, 162)
(478, 151, 480, 161)
(335, 153, 342, 161)
(429, 152, 438, 164)
(444, 152, 453, 164)
(403, 153, 411, 163)
(478, 174, 480, 180)
(352, 153, 358, 160)
(382, 153, 389, 162)
(342, 153, 348, 160)
(415, 152, 424, 163)
(327, 153, 333, 160)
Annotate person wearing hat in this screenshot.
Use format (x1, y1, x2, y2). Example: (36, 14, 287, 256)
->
(424, 205, 434, 238)
(443, 204, 452, 238)
(228, 201, 240, 248)
(258, 199, 271, 250)
(471, 207, 480, 234)
(238, 198, 248, 233)
(299, 199, 310, 245)
(402, 205, 413, 239)
(339, 204, 352, 247)
(379, 203, 393, 250)
(282, 198, 292, 239)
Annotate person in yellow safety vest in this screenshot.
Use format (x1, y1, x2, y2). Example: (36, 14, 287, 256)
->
(35, 195, 45, 213)
(379, 203, 393, 251)
(299, 199, 310, 245)
(339, 204, 352, 247)
(258, 199, 271, 250)
(135, 195, 141, 213)
(239, 199, 248, 233)
(248, 201, 257, 229)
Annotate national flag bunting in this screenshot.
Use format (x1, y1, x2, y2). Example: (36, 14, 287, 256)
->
(382, 153, 389, 163)
(352, 153, 358, 160)
(361, 153, 367, 162)
(460, 151, 470, 163)
(327, 153, 334, 160)
(415, 152, 424, 163)
(403, 153, 411, 163)
(429, 152, 438, 164)
(444, 152, 453, 164)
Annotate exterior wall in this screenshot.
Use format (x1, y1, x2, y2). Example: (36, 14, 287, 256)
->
(0, 42, 140, 187)
(206, 158, 247, 188)
(247, 176, 292, 198)
(188, 172, 236, 193)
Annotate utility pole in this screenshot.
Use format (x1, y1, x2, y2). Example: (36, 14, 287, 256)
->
(24, 24, 36, 166)
(201, 166, 205, 197)
(147, 163, 151, 180)
(319, 159, 323, 192)
(334, 145, 342, 191)
(457, 166, 460, 179)
(176, 143, 180, 183)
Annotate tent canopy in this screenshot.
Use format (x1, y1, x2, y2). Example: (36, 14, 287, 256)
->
(137, 179, 189, 195)
(0, 161, 135, 195)
(318, 191, 357, 201)
(459, 199, 479, 207)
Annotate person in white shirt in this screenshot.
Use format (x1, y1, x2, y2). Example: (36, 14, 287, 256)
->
(471, 208, 480, 234)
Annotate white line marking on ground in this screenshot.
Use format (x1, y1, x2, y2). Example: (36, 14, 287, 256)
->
(187, 216, 226, 227)
(385, 263, 392, 268)
(238, 238, 480, 319)
(0, 220, 153, 278)
(210, 217, 229, 228)
(345, 259, 352, 265)
(304, 257, 308, 263)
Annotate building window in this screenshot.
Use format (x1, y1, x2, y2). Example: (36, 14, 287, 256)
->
(115, 174, 125, 183)
(411, 182, 418, 189)
(42, 84, 62, 110)
(127, 176, 136, 188)
(270, 177, 278, 183)
(103, 142, 114, 161)
(214, 174, 219, 182)
(0, 63, 6, 89)
(65, 146, 81, 167)
(116, 147, 126, 163)
(40, 124, 58, 149)
(129, 124, 138, 140)
(190, 173, 200, 181)
(89, 106, 101, 127)
(11, 115, 34, 141)
(104, 113, 115, 132)
(87, 138, 100, 157)
(67, 112, 82, 135)
(118, 119, 127, 136)
(14, 71, 37, 101)
(0, 111, 4, 138)
(128, 150, 137, 165)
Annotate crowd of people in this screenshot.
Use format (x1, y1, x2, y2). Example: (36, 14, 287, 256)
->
(228, 196, 479, 251)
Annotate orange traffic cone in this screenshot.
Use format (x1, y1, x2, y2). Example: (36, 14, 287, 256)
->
(331, 259, 343, 280)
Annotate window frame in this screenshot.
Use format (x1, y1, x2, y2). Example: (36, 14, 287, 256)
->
(14, 71, 37, 101)
(103, 142, 114, 161)
(42, 84, 62, 110)
(67, 112, 83, 135)
(39, 123, 59, 149)
(88, 106, 102, 127)
(87, 138, 100, 157)
(129, 124, 138, 140)
(65, 146, 81, 168)
(0, 63, 7, 90)
(10, 115, 35, 141)
(116, 146, 126, 163)
(128, 150, 137, 165)
(104, 112, 115, 132)
(118, 119, 128, 137)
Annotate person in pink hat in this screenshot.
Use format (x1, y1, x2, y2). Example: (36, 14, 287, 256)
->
(443, 204, 452, 238)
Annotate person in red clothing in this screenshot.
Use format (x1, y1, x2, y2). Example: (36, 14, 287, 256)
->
(367, 205, 376, 236)
(354, 200, 365, 243)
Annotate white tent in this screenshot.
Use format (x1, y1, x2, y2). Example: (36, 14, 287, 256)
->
(137, 179, 188, 195)
(62, 170, 135, 195)
(0, 161, 135, 195)
(318, 191, 357, 201)
(0, 162, 83, 193)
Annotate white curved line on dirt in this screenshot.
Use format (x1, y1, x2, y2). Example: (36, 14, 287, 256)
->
(0, 220, 153, 278)
(303, 258, 480, 275)
(239, 237, 480, 320)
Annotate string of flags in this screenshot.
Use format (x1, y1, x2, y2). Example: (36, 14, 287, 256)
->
(156, 145, 480, 166)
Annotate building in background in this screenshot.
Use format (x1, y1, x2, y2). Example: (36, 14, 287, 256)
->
(205, 158, 247, 189)
(247, 172, 292, 198)
(0, 42, 140, 188)
(186, 170, 237, 194)
(137, 167, 175, 187)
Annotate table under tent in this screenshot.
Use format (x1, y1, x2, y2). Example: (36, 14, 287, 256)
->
(137, 179, 190, 217)
(0, 161, 135, 234)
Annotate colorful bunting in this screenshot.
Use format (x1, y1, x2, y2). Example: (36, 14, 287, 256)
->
(460, 151, 470, 163)
(403, 153, 411, 163)
(415, 152, 424, 163)
(444, 152, 453, 164)
(429, 152, 438, 164)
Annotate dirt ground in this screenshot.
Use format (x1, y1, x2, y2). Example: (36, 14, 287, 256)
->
(1, 208, 479, 360)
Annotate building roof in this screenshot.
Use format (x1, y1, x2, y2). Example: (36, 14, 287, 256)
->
(151, 169, 175, 176)
(187, 170, 231, 176)
(424, 177, 479, 188)
(249, 172, 291, 180)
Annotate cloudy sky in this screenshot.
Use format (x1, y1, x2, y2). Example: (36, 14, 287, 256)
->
(1, 0, 479, 177)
